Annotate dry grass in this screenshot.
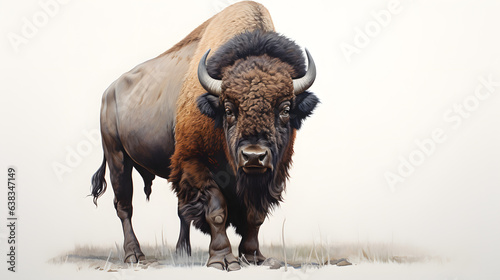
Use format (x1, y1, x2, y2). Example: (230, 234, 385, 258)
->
(262, 241, 434, 266)
(50, 240, 436, 271)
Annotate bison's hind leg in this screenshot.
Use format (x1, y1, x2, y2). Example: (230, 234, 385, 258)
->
(134, 164, 155, 201)
(104, 146, 145, 263)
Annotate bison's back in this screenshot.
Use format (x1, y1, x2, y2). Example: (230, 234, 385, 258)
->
(100, 17, 210, 178)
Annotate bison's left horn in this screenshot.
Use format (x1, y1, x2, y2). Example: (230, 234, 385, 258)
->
(198, 49, 222, 95)
(293, 48, 316, 94)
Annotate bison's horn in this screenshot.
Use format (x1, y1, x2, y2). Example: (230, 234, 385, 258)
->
(293, 48, 316, 95)
(198, 49, 222, 95)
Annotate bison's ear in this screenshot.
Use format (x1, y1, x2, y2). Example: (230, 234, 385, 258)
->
(197, 93, 223, 127)
(291, 91, 320, 130)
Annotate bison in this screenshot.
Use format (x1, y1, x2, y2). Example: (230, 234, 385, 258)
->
(91, 1, 319, 271)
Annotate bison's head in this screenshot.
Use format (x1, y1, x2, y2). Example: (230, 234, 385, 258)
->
(196, 31, 319, 213)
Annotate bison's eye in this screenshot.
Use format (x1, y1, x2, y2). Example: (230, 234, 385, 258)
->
(280, 106, 290, 118)
(279, 102, 291, 123)
(224, 101, 237, 126)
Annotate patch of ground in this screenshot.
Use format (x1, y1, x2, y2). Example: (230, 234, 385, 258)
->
(49, 242, 435, 272)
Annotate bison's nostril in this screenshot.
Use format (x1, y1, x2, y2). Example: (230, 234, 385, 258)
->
(242, 151, 249, 161)
(242, 150, 266, 164)
(259, 151, 267, 162)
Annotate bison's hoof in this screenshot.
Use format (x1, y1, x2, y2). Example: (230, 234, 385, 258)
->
(124, 252, 145, 263)
(207, 253, 241, 271)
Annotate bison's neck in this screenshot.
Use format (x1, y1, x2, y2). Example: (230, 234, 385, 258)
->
(235, 170, 284, 216)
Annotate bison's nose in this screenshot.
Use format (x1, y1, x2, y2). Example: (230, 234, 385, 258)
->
(238, 145, 273, 174)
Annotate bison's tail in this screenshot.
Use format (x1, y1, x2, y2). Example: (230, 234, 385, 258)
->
(91, 156, 107, 206)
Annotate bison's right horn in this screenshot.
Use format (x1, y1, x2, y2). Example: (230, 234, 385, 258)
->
(293, 48, 316, 95)
(198, 49, 222, 95)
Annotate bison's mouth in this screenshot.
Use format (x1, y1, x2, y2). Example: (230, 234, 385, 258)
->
(242, 165, 268, 174)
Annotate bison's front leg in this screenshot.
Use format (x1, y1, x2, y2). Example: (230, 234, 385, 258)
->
(239, 210, 267, 265)
(175, 205, 192, 256)
(205, 187, 240, 271)
(173, 160, 240, 271)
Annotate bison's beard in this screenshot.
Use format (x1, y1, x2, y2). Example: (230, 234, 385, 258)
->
(236, 169, 284, 215)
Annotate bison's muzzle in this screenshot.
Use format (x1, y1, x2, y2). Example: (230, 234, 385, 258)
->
(238, 144, 273, 174)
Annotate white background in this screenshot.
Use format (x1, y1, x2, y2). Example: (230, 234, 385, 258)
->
(1, 0, 499, 278)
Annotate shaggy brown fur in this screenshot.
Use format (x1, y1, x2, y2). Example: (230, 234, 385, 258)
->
(171, 24, 318, 271)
